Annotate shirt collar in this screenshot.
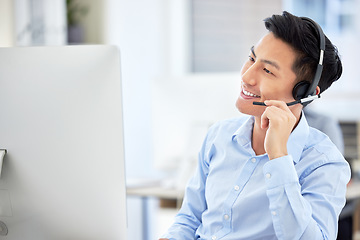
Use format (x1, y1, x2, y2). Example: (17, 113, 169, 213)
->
(232, 115, 254, 146)
(232, 112, 309, 163)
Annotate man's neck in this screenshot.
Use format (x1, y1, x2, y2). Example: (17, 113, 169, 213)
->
(252, 116, 267, 155)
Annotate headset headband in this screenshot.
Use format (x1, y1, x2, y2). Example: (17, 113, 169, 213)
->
(300, 17, 326, 97)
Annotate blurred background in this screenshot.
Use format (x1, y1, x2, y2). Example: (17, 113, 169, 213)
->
(1, 0, 360, 239)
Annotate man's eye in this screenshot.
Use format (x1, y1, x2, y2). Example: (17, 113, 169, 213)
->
(248, 56, 255, 62)
(263, 68, 273, 75)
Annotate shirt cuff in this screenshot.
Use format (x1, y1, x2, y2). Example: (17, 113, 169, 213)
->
(263, 155, 298, 189)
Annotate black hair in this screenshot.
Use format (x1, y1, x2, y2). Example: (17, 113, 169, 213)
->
(264, 11, 342, 94)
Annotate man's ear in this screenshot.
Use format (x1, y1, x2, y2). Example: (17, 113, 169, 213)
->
(315, 86, 320, 95)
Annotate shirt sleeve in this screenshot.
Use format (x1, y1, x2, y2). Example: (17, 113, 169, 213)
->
(263, 155, 350, 240)
(161, 129, 213, 240)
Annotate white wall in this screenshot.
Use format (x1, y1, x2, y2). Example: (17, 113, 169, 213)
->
(152, 74, 242, 172)
(104, 0, 166, 179)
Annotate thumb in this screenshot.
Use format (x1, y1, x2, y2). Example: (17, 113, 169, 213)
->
(261, 114, 269, 129)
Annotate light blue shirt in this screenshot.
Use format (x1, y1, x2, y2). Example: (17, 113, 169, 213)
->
(163, 114, 351, 240)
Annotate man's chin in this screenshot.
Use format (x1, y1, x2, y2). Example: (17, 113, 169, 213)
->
(235, 98, 263, 116)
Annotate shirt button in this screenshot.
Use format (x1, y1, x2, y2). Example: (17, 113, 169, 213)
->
(212, 235, 217, 240)
(265, 173, 271, 179)
(224, 214, 229, 220)
(271, 211, 277, 216)
(251, 158, 256, 163)
(234, 185, 240, 191)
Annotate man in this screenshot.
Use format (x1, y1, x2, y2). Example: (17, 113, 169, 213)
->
(160, 11, 350, 240)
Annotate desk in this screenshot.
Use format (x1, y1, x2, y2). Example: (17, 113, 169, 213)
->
(127, 186, 183, 200)
(127, 186, 184, 208)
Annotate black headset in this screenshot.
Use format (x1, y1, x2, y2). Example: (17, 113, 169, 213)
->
(292, 17, 326, 105)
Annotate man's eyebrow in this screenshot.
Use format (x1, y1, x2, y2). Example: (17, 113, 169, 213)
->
(250, 46, 280, 70)
(250, 46, 256, 58)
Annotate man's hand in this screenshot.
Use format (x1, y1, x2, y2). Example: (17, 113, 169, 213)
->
(261, 100, 297, 160)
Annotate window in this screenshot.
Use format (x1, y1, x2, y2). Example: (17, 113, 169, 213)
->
(190, 0, 282, 72)
(283, 0, 356, 34)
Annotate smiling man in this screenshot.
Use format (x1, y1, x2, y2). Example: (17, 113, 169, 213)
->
(160, 11, 350, 240)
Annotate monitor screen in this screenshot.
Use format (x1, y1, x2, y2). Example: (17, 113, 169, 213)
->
(0, 45, 127, 240)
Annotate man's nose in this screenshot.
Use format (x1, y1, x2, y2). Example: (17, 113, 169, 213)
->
(241, 64, 258, 86)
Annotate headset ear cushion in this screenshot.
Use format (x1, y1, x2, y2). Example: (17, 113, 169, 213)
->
(292, 81, 310, 100)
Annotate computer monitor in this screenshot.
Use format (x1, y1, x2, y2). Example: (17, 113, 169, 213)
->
(0, 45, 127, 240)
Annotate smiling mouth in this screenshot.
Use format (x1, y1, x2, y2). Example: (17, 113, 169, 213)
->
(242, 88, 260, 98)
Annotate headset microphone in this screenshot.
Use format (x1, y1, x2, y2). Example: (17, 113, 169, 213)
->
(253, 16, 325, 107)
(253, 94, 320, 107)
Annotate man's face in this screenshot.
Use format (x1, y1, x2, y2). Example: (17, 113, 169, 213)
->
(235, 32, 298, 117)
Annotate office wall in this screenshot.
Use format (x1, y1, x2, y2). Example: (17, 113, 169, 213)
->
(103, 0, 167, 180)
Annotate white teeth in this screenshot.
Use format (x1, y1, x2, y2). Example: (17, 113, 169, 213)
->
(243, 89, 260, 97)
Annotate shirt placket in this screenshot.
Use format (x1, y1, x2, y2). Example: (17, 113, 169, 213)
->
(211, 155, 262, 240)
